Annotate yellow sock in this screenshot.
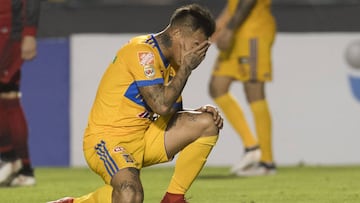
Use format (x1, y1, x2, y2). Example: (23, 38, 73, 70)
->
(214, 93, 258, 147)
(74, 185, 112, 203)
(167, 135, 218, 194)
(250, 100, 273, 163)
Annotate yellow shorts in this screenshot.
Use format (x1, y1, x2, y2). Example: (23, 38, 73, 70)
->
(212, 35, 274, 82)
(83, 116, 171, 184)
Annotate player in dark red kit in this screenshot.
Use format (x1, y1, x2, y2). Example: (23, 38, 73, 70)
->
(0, 0, 40, 187)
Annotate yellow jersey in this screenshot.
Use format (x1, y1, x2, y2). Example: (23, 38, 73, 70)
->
(227, 0, 275, 37)
(85, 34, 182, 138)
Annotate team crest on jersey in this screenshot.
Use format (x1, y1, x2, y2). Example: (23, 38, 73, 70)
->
(144, 65, 155, 78)
(138, 52, 155, 66)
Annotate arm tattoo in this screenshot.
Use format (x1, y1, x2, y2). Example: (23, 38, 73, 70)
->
(186, 113, 197, 122)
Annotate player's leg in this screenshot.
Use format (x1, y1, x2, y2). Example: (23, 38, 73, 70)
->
(209, 60, 260, 173)
(235, 81, 275, 176)
(235, 33, 276, 176)
(89, 139, 144, 203)
(7, 95, 36, 186)
(209, 73, 258, 148)
(0, 96, 22, 185)
(49, 136, 145, 203)
(160, 111, 220, 203)
(0, 42, 24, 185)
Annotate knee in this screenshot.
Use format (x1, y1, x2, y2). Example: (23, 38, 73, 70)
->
(112, 183, 144, 203)
(209, 81, 223, 99)
(198, 112, 220, 136)
(111, 169, 144, 203)
(208, 81, 217, 99)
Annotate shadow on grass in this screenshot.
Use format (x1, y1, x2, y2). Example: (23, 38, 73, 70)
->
(197, 174, 245, 180)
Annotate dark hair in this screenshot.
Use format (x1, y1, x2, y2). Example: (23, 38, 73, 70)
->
(169, 4, 215, 38)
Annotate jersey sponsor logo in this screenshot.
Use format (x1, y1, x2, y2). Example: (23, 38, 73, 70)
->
(138, 52, 155, 66)
(138, 52, 156, 78)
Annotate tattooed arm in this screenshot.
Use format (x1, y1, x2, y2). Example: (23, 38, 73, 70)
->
(139, 40, 210, 116)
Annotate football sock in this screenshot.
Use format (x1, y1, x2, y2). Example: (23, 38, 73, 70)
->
(214, 93, 258, 147)
(0, 149, 17, 162)
(250, 100, 273, 163)
(0, 98, 16, 161)
(166, 135, 218, 194)
(74, 185, 112, 203)
(7, 99, 33, 169)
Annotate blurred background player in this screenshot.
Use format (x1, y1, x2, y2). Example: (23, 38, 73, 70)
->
(0, 0, 41, 186)
(209, 0, 277, 176)
(48, 4, 222, 203)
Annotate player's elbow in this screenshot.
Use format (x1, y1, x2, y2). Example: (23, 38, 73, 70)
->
(151, 104, 173, 116)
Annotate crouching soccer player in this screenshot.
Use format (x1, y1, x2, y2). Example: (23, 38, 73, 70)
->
(48, 4, 223, 203)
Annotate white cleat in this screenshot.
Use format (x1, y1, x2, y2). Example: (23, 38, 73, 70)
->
(0, 159, 22, 185)
(10, 174, 36, 187)
(235, 163, 277, 177)
(230, 148, 261, 175)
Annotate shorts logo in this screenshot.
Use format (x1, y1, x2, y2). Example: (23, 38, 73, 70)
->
(113, 146, 134, 163)
(113, 146, 125, 153)
(122, 154, 134, 163)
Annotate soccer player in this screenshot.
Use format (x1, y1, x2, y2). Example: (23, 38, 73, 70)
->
(49, 4, 222, 203)
(0, 0, 41, 186)
(209, 0, 277, 176)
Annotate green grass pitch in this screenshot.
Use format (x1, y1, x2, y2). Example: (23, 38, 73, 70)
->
(1, 165, 360, 203)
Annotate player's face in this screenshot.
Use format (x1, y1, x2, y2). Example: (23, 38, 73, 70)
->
(174, 29, 208, 67)
(184, 29, 208, 50)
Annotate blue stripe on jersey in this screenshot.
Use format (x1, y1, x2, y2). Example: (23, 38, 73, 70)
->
(145, 35, 169, 68)
(173, 101, 183, 111)
(125, 79, 163, 107)
(136, 78, 164, 87)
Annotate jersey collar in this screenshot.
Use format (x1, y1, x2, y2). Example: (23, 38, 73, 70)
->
(149, 34, 170, 68)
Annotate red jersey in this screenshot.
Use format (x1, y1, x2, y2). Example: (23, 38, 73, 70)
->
(0, 0, 40, 90)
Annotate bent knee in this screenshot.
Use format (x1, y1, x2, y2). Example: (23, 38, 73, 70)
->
(111, 168, 144, 203)
(112, 182, 144, 203)
(197, 112, 220, 135)
(209, 82, 226, 99)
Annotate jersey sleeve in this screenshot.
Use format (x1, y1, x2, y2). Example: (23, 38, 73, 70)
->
(125, 43, 164, 88)
(22, 0, 41, 36)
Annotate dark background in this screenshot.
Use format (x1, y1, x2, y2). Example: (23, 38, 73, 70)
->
(38, 0, 360, 38)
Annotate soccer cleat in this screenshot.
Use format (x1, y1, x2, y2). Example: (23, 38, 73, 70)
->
(0, 159, 22, 185)
(235, 162, 276, 177)
(230, 148, 261, 175)
(47, 197, 74, 203)
(161, 192, 189, 203)
(10, 174, 36, 187)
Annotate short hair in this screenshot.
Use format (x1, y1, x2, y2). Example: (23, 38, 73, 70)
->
(169, 4, 215, 38)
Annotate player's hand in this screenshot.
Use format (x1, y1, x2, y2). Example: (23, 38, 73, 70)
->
(215, 28, 234, 51)
(21, 36, 37, 60)
(180, 40, 211, 72)
(199, 104, 224, 129)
